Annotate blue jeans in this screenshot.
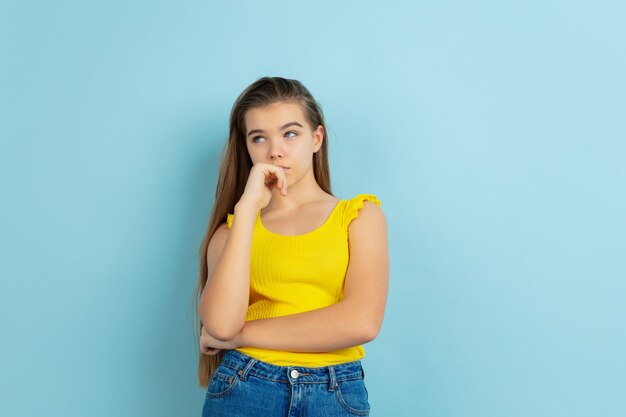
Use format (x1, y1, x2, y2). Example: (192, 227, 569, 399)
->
(202, 349, 371, 416)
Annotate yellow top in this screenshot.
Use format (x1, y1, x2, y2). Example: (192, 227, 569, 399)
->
(225, 193, 381, 367)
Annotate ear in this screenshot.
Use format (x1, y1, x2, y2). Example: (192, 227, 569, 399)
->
(313, 124, 325, 153)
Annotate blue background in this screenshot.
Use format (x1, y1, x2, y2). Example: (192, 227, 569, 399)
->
(1, 1, 624, 416)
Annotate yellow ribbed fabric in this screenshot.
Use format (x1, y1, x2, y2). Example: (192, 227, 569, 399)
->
(225, 193, 381, 367)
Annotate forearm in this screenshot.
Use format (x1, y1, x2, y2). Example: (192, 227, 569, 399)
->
(199, 202, 257, 340)
(237, 300, 373, 352)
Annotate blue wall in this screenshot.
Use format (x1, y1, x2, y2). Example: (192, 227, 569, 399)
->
(1, 1, 624, 416)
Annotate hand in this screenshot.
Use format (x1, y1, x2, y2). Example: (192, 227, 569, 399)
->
(200, 326, 241, 355)
(239, 163, 288, 210)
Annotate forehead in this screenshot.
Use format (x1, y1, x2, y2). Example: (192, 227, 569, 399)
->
(244, 101, 308, 130)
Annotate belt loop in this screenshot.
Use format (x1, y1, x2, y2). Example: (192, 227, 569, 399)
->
(327, 365, 338, 391)
(238, 357, 257, 381)
(360, 362, 365, 379)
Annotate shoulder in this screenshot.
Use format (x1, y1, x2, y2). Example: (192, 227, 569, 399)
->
(209, 221, 230, 249)
(343, 193, 385, 230)
(214, 220, 230, 237)
(205, 221, 230, 268)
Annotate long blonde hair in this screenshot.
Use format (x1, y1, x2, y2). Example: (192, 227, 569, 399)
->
(193, 76, 333, 386)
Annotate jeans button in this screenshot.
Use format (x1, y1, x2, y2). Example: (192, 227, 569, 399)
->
(290, 369, 299, 379)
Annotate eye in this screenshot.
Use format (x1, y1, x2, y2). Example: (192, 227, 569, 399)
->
(251, 131, 297, 143)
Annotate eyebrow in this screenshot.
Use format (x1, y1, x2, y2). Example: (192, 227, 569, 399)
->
(247, 121, 304, 137)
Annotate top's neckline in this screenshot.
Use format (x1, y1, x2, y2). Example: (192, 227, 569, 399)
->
(258, 199, 344, 237)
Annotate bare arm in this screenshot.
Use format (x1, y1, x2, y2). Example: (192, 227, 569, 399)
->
(198, 202, 258, 341)
(233, 201, 389, 352)
(236, 299, 372, 352)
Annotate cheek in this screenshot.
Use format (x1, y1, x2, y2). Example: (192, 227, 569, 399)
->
(294, 140, 314, 155)
(247, 145, 261, 161)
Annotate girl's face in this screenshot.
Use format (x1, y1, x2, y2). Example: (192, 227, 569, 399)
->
(244, 101, 324, 183)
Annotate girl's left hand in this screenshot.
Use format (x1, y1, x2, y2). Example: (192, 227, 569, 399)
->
(200, 326, 240, 355)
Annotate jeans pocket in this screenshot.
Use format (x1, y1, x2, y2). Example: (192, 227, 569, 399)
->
(206, 365, 240, 399)
(335, 378, 371, 416)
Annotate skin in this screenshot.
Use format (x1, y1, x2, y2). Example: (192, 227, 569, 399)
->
(200, 100, 389, 355)
(244, 100, 328, 212)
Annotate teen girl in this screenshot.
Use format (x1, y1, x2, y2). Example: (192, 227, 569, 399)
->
(194, 76, 389, 416)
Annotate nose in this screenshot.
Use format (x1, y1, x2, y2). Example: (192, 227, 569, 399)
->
(268, 138, 284, 159)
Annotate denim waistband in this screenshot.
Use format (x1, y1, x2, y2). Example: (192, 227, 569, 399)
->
(219, 349, 365, 386)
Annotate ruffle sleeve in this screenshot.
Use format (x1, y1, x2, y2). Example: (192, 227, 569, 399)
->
(342, 193, 381, 229)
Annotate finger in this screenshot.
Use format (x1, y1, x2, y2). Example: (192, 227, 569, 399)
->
(281, 172, 287, 195)
(271, 167, 284, 192)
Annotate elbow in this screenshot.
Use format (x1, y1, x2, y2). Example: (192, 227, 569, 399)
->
(362, 316, 383, 342)
(199, 309, 243, 342)
(208, 326, 240, 342)
(361, 322, 380, 343)
(202, 320, 241, 342)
